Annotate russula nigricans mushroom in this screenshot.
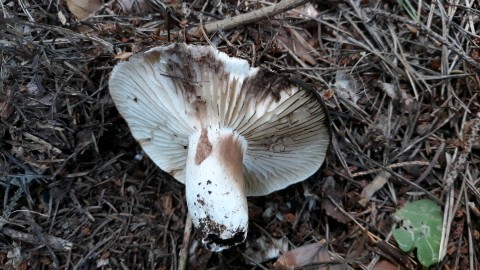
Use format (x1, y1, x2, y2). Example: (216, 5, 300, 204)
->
(109, 44, 330, 252)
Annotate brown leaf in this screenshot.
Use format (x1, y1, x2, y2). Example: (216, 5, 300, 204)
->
(277, 27, 318, 65)
(0, 100, 13, 119)
(66, 0, 102, 20)
(322, 199, 350, 223)
(114, 51, 134, 60)
(373, 260, 399, 270)
(322, 89, 335, 100)
(405, 24, 418, 34)
(274, 243, 321, 269)
(322, 176, 350, 223)
(244, 235, 288, 264)
(359, 171, 391, 207)
(274, 242, 346, 270)
(160, 194, 173, 215)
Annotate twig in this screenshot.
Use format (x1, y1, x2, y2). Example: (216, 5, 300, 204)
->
(363, 8, 480, 72)
(444, 118, 480, 188)
(326, 194, 380, 243)
(0, 18, 114, 53)
(351, 160, 431, 177)
(178, 214, 193, 270)
(241, 252, 270, 270)
(1, 226, 73, 251)
(187, 0, 311, 36)
(413, 142, 445, 185)
(464, 183, 475, 270)
(439, 118, 479, 260)
(0, 188, 23, 230)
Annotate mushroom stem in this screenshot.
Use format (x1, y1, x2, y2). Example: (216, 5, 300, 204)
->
(185, 127, 248, 252)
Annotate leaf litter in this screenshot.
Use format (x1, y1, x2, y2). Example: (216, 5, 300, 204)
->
(1, 0, 479, 269)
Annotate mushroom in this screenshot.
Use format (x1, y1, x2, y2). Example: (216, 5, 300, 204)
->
(109, 44, 330, 252)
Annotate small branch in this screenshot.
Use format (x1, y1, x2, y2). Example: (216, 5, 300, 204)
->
(0, 189, 23, 230)
(351, 160, 431, 177)
(1, 226, 73, 251)
(444, 118, 480, 187)
(439, 118, 479, 260)
(188, 0, 311, 36)
(178, 214, 193, 270)
(0, 18, 114, 53)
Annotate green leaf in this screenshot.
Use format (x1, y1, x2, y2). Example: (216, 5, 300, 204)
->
(398, 0, 418, 21)
(392, 228, 415, 252)
(392, 199, 442, 267)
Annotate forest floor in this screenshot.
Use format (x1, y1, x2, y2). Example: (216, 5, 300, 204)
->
(1, 0, 479, 269)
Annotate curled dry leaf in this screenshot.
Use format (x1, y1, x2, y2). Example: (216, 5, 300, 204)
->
(375, 81, 397, 99)
(244, 235, 288, 264)
(114, 51, 134, 60)
(66, 0, 102, 20)
(274, 242, 347, 270)
(290, 2, 319, 18)
(334, 70, 359, 104)
(359, 171, 391, 207)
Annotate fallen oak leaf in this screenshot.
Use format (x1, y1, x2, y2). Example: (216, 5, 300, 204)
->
(66, 0, 102, 20)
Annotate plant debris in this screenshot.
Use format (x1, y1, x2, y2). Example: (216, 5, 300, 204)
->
(1, 0, 479, 269)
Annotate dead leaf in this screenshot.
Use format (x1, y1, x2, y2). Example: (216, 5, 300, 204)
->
(114, 51, 134, 60)
(334, 70, 359, 104)
(405, 24, 418, 34)
(348, 230, 368, 259)
(359, 171, 391, 207)
(373, 240, 414, 268)
(322, 176, 350, 223)
(290, 3, 319, 18)
(160, 194, 173, 215)
(322, 88, 335, 100)
(373, 260, 399, 270)
(0, 100, 13, 119)
(375, 81, 397, 99)
(244, 235, 288, 264)
(66, 0, 102, 20)
(274, 242, 347, 270)
(116, 0, 150, 12)
(277, 27, 318, 65)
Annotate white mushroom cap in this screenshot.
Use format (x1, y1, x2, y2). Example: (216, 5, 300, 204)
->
(109, 44, 330, 251)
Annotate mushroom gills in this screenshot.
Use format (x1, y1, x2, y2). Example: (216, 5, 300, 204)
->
(185, 127, 248, 252)
(108, 44, 331, 252)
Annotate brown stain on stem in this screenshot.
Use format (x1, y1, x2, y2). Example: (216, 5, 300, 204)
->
(217, 135, 244, 184)
(194, 128, 212, 165)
